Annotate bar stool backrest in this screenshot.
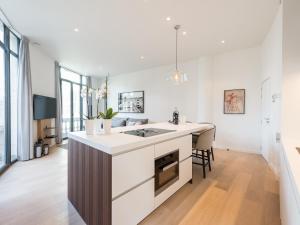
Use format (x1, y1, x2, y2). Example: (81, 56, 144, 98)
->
(195, 128, 215, 151)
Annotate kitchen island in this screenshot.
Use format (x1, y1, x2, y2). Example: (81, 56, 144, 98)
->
(68, 122, 211, 225)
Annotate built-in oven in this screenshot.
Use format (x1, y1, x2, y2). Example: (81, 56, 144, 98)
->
(155, 150, 179, 196)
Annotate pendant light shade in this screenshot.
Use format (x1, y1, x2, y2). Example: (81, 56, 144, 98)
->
(166, 25, 188, 85)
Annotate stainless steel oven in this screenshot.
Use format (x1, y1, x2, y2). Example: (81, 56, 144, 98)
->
(155, 150, 179, 196)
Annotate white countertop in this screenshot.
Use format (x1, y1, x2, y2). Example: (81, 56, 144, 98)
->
(281, 137, 300, 208)
(68, 122, 212, 156)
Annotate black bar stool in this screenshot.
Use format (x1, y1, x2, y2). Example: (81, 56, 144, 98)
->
(192, 127, 216, 178)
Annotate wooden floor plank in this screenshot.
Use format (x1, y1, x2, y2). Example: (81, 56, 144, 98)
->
(0, 147, 281, 225)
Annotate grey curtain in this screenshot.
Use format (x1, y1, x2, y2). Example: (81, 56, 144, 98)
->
(17, 36, 33, 160)
(55, 61, 62, 144)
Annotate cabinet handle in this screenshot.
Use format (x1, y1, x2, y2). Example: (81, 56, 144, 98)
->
(162, 161, 178, 171)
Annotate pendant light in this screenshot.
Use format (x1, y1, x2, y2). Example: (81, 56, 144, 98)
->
(167, 25, 188, 85)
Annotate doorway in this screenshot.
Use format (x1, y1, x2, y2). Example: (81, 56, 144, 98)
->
(61, 68, 87, 139)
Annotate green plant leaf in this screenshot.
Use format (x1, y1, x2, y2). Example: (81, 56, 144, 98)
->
(107, 108, 112, 117)
(111, 112, 118, 118)
(98, 108, 118, 119)
(99, 112, 106, 119)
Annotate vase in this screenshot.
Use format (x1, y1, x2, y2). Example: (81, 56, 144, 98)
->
(95, 119, 103, 133)
(85, 119, 95, 135)
(103, 119, 112, 134)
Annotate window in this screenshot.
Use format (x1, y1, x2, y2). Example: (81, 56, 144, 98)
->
(61, 68, 81, 83)
(10, 54, 18, 161)
(0, 23, 3, 43)
(0, 22, 20, 172)
(60, 68, 87, 139)
(0, 48, 5, 167)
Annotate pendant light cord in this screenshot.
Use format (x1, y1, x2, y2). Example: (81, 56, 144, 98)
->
(175, 26, 178, 71)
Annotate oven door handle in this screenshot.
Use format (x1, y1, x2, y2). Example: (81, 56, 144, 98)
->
(162, 161, 178, 171)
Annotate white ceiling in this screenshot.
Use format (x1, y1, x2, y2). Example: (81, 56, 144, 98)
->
(0, 0, 279, 76)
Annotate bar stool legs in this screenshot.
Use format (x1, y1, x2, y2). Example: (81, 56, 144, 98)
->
(201, 150, 206, 178)
(211, 147, 215, 161)
(192, 149, 212, 179)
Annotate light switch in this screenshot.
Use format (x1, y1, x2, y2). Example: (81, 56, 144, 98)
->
(276, 132, 281, 143)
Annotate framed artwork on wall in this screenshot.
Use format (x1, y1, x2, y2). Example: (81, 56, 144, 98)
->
(224, 89, 245, 114)
(118, 91, 144, 113)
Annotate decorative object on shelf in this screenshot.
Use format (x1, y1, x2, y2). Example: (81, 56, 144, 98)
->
(173, 107, 179, 125)
(166, 25, 188, 85)
(118, 91, 144, 113)
(43, 144, 49, 155)
(34, 142, 43, 158)
(224, 89, 245, 114)
(98, 108, 118, 134)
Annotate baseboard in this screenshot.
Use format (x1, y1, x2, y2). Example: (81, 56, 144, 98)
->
(214, 147, 260, 155)
(268, 161, 280, 180)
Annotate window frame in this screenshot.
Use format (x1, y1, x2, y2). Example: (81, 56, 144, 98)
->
(60, 67, 87, 139)
(0, 23, 20, 174)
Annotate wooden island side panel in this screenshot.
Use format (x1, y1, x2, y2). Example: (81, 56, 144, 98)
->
(68, 138, 112, 225)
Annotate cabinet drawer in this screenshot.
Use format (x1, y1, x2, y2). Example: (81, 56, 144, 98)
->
(112, 178, 154, 225)
(112, 145, 154, 199)
(179, 157, 192, 186)
(155, 135, 192, 161)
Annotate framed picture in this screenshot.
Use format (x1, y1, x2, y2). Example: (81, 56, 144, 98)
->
(224, 89, 245, 114)
(118, 91, 144, 113)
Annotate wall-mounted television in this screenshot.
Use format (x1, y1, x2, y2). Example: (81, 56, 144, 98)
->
(33, 95, 57, 120)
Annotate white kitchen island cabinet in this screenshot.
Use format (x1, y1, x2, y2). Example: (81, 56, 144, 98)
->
(68, 122, 211, 225)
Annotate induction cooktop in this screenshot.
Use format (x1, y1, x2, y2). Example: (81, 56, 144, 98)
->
(123, 128, 175, 137)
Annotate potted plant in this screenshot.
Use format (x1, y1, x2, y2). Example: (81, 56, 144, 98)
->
(84, 115, 96, 135)
(81, 86, 95, 135)
(95, 81, 108, 133)
(98, 108, 118, 134)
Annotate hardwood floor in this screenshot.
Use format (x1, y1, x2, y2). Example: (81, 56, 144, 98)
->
(0, 147, 280, 225)
(140, 150, 281, 225)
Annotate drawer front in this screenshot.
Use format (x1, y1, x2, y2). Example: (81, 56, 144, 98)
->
(155, 135, 192, 161)
(112, 178, 154, 225)
(179, 157, 192, 186)
(178, 135, 192, 161)
(112, 145, 154, 199)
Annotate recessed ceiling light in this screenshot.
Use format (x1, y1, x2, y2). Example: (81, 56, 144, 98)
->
(182, 31, 187, 36)
(166, 17, 171, 21)
(221, 40, 225, 44)
(140, 56, 145, 60)
(74, 28, 79, 32)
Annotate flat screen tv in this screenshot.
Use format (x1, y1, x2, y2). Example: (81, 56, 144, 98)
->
(33, 95, 57, 120)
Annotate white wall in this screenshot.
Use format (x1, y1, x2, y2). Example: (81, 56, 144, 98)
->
(108, 58, 213, 123)
(261, 6, 282, 175)
(212, 47, 262, 153)
(30, 44, 55, 147)
(107, 47, 262, 153)
(282, 0, 300, 140)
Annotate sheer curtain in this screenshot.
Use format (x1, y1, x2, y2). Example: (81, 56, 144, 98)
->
(55, 61, 62, 144)
(17, 36, 33, 160)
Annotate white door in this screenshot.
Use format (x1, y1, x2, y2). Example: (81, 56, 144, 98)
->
(261, 78, 271, 161)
